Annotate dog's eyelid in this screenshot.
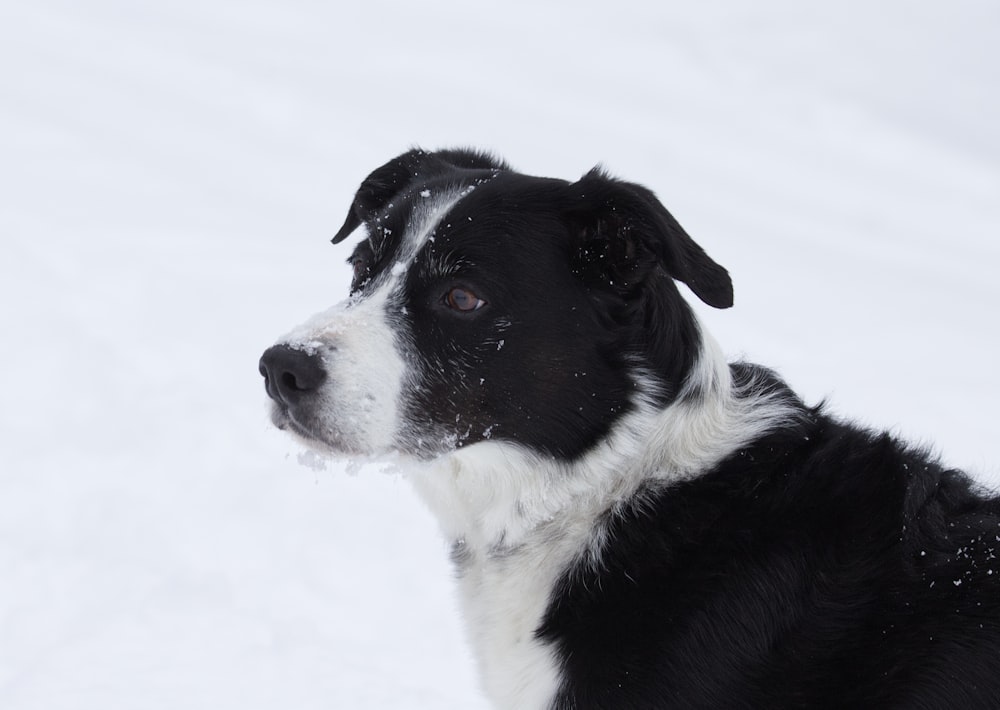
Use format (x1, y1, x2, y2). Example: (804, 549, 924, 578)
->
(443, 286, 487, 312)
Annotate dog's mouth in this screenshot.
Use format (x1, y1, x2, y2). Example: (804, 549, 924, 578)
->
(269, 404, 294, 431)
(269, 404, 321, 443)
(268, 402, 373, 457)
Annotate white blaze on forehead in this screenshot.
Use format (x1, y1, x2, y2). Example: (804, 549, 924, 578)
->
(391, 183, 476, 270)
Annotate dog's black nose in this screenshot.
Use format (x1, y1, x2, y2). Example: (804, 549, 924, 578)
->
(259, 344, 327, 406)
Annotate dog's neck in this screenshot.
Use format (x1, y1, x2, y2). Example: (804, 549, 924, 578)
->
(408, 328, 795, 555)
(406, 327, 801, 709)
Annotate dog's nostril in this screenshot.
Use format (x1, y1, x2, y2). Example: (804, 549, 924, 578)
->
(259, 344, 327, 405)
(281, 371, 305, 392)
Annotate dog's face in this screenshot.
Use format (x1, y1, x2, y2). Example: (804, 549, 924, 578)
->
(260, 149, 733, 461)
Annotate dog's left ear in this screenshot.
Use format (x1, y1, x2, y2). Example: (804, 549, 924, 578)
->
(564, 169, 733, 309)
(332, 148, 509, 244)
(332, 149, 430, 244)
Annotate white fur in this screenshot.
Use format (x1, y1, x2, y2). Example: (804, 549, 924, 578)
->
(395, 184, 476, 263)
(408, 326, 803, 709)
(280, 284, 407, 454)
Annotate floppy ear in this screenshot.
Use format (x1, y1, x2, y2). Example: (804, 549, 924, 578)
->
(564, 169, 733, 309)
(332, 149, 428, 244)
(331, 148, 509, 244)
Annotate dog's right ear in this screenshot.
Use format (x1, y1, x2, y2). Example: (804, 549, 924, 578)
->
(563, 169, 734, 309)
(332, 148, 509, 244)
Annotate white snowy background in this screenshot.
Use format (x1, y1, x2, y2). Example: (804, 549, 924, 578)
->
(1, 1, 997, 708)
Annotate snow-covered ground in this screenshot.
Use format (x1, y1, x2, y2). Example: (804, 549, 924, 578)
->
(1, 1, 997, 707)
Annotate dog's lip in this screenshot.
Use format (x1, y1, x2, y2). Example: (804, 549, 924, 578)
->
(270, 404, 314, 439)
(269, 404, 369, 456)
(269, 403, 291, 429)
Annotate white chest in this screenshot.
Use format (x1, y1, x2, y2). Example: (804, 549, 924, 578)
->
(453, 541, 565, 710)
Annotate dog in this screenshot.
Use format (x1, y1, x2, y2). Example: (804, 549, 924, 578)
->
(259, 148, 1000, 709)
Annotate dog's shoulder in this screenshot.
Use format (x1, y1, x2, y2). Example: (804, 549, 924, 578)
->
(540, 365, 1000, 708)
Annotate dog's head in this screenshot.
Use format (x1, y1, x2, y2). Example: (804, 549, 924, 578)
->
(260, 148, 732, 461)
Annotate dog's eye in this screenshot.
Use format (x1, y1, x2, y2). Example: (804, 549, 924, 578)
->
(444, 287, 486, 312)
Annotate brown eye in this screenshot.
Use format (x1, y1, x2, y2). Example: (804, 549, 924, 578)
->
(444, 287, 486, 312)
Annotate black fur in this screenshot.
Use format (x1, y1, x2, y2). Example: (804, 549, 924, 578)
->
(540, 367, 1000, 709)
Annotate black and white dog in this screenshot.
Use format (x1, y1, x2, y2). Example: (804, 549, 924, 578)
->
(260, 149, 1000, 709)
